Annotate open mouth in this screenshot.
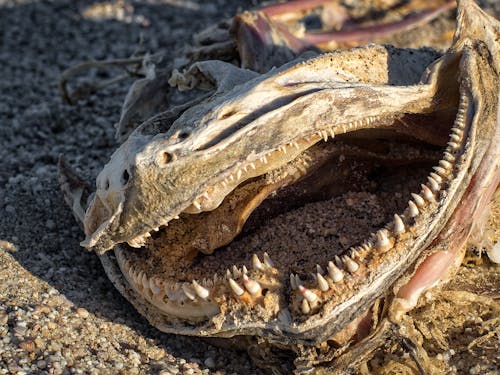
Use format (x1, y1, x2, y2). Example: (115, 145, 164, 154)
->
(113, 79, 463, 325)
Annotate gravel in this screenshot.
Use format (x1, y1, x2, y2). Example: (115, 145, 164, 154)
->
(0, 0, 264, 373)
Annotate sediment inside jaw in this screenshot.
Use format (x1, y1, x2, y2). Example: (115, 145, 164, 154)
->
(114, 92, 470, 324)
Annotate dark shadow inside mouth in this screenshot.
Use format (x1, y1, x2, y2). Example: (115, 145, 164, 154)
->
(121, 128, 447, 283)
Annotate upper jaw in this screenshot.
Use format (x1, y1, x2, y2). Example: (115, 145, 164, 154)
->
(81, 47, 447, 254)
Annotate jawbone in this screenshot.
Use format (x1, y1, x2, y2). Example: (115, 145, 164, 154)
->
(60, 0, 499, 373)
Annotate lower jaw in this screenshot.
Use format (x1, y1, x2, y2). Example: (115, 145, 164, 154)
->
(115, 134, 446, 322)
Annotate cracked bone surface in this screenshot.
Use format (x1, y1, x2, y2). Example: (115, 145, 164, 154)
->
(64, 0, 499, 373)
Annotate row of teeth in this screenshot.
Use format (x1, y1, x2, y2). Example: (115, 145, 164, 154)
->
(121, 110, 465, 315)
(127, 116, 384, 246)
(187, 116, 385, 213)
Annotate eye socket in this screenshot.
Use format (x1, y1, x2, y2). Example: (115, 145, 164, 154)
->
(178, 131, 190, 140)
(159, 151, 174, 166)
(121, 169, 130, 185)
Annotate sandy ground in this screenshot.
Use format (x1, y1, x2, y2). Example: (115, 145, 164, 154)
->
(0, 0, 498, 374)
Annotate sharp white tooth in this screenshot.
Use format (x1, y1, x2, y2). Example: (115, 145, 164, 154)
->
(448, 141, 459, 150)
(228, 278, 244, 296)
(328, 129, 335, 138)
(153, 227, 160, 232)
(344, 257, 359, 273)
(375, 229, 391, 251)
(411, 193, 426, 208)
(192, 280, 210, 299)
(439, 160, 452, 170)
(350, 249, 360, 258)
(290, 273, 297, 290)
(450, 134, 461, 142)
(236, 170, 242, 180)
(263, 252, 274, 268)
(243, 274, 261, 295)
(421, 184, 435, 202)
(250, 162, 256, 170)
(229, 174, 235, 182)
(226, 269, 232, 279)
(408, 200, 419, 217)
(242, 265, 248, 274)
(334, 255, 342, 268)
(427, 176, 440, 192)
(192, 200, 201, 210)
(393, 214, 405, 235)
(321, 131, 328, 142)
(430, 172, 443, 184)
(443, 152, 455, 162)
(293, 141, 300, 149)
(299, 285, 318, 303)
(301, 298, 310, 314)
(261, 155, 268, 164)
(232, 265, 241, 277)
(252, 254, 264, 271)
(182, 284, 196, 300)
(294, 274, 302, 288)
(433, 166, 447, 176)
(316, 264, 324, 275)
(327, 261, 343, 282)
(317, 273, 329, 292)
(243, 166, 248, 173)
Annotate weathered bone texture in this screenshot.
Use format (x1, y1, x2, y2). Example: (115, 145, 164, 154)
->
(61, 0, 498, 373)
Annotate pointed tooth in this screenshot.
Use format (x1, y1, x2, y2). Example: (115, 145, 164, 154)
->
(263, 252, 274, 268)
(261, 155, 268, 164)
(293, 141, 300, 149)
(316, 264, 324, 275)
(192, 280, 210, 299)
(301, 298, 311, 314)
(344, 256, 359, 273)
(443, 152, 455, 162)
(243, 274, 261, 295)
(328, 129, 335, 138)
(321, 131, 328, 142)
(411, 193, 426, 208)
(182, 284, 196, 301)
(290, 273, 297, 290)
(236, 169, 242, 180)
(228, 278, 244, 296)
(448, 141, 459, 150)
(232, 265, 241, 277)
(242, 265, 248, 274)
(427, 176, 440, 192)
(202, 191, 209, 199)
(294, 274, 302, 288)
(439, 160, 452, 170)
(327, 261, 344, 282)
(250, 162, 256, 170)
(393, 214, 405, 235)
(433, 166, 447, 176)
(375, 229, 391, 251)
(299, 285, 318, 303)
(192, 199, 201, 210)
(252, 254, 264, 271)
(421, 184, 435, 202)
(317, 273, 329, 292)
(430, 172, 443, 184)
(408, 200, 419, 217)
(334, 255, 342, 268)
(450, 134, 461, 142)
